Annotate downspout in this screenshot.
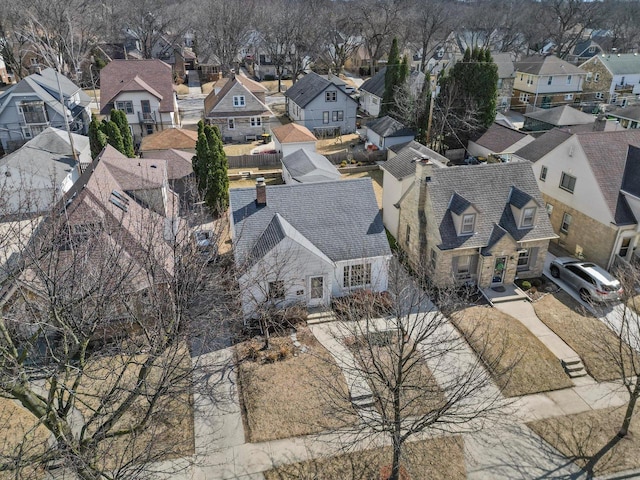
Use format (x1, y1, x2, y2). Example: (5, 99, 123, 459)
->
(607, 226, 624, 271)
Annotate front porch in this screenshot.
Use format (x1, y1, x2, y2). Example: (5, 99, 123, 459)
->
(480, 284, 529, 305)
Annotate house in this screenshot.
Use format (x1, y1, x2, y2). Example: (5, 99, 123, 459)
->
(381, 141, 448, 239)
(0, 54, 14, 85)
(138, 148, 194, 203)
(512, 55, 587, 112)
(467, 123, 535, 159)
(365, 116, 415, 150)
(397, 160, 556, 288)
(140, 128, 199, 156)
(513, 129, 640, 269)
(284, 72, 357, 136)
(0, 68, 91, 153)
(359, 68, 425, 118)
(281, 149, 341, 184)
(345, 44, 371, 74)
(580, 53, 640, 106)
(99, 59, 179, 144)
(204, 75, 272, 143)
(272, 123, 317, 156)
(0, 127, 90, 216)
(606, 105, 640, 130)
(566, 39, 603, 65)
(493, 53, 516, 111)
(229, 178, 391, 318)
(522, 105, 600, 133)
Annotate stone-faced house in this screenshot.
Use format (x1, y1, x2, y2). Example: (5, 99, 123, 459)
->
(580, 53, 640, 106)
(204, 75, 272, 142)
(229, 178, 391, 318)
(514, 129, 640, 270)
(99, 59, 179, 144)
(397, 161, 556, 288)
(493, 53, 516, 111)
(512, 55, 587, 112)
(285, 72, 357, 136)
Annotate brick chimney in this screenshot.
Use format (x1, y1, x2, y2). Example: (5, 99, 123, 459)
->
(256, 177, 267, 206)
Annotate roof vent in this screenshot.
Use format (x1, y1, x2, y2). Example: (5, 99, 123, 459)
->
(150, 164, 157, 168)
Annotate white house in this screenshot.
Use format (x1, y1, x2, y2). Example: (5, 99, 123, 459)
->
(381, 141, 448, 239)
(272, 123, 317, 156)
(229, 178, 391, 318)
(365, 116, 415, 151)
(359, 68, 425, 117)
(99, 59, 179, 144)
(467, 122, 535, 160)
(281, 149, 341, 184)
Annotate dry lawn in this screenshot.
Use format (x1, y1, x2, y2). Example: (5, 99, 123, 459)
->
(72, 346, 195, 470)
(451, 306, 573, 396)
(237, 328, 358, 442)
(533, 292, 637, 381)
(261, 79, 294, 93)
(342, 169, 383, 209)
(174, 84, 190, 95)
(223, 143, 256, 156)
(0, 399, 50, 479)
(201, 81, 215, 95)
(230, 176, 283, 189)
(264, 435, 466, 480)
(316, 133, 361, 155)
(528, 406, 640, 476)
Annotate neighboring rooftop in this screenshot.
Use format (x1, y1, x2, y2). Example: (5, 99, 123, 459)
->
(360, 67, 425, 97)
(285, 72, 343, 108)
(140, 128, 198, 152)
(586, 53, 640, 75)
(514, 128, 573, 162)
(382, 141, 448, 181)
(492, 53, 516, 79)
(281, 148, 341, 183)
(367, 115, 415, 138)
(142, 149, 194, 180)
(474, 123, 532, 152)
(272, 123, 317, 144)
(515, 55, 587, 76)
(524, 105, 595, 127)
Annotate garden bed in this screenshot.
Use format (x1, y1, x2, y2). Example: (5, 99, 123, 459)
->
(515, 276, 560, 302)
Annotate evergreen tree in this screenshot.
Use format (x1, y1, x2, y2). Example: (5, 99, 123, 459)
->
(416, 73, 432, 144)
(192, 120, 207, 180)
(88, 117, 107, 158)
(110, 109, 135, 157)
(101, 120, 125, 155)
(398, 55, 409, 87)
(192, 121, 229, 215)
(381, 38, 400, 117)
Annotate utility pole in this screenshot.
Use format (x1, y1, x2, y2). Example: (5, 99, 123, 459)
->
(425, 87, 435, 146)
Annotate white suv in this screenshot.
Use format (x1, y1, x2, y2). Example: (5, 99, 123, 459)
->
(549, 257, 623, 303)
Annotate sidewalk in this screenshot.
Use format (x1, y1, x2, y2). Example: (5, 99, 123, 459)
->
(187, 69, 201, 95)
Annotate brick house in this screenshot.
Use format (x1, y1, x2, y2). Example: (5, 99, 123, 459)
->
(204, 75, 272, 142)
(512, 55, 588, 112)
(397, 160, 556, 288)
(514, 129, 640, 270)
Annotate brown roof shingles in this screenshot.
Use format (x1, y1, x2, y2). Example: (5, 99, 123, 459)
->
(140, 128, 198, 152)
(272, 123, 317, 144)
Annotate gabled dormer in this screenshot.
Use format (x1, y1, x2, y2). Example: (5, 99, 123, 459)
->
(449, 192, 480, 236)
(509, 187, 539, 229)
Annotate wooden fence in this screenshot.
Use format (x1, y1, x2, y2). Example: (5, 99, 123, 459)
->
(226, 149, 386, 169)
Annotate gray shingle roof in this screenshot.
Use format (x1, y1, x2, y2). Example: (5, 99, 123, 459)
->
(229, 178, 390, 265)
(382, 142, 448, 180)
(285, 72, 354, 108)
(474, 123, 530, 152)
(622, 145, 640, 199)
(281, 149, 341, 183)
(514, 128, 573, 162)
(515, 55, 587, 76)
(367, 116, 415, 138)
(360, 68, 386, 97)
(524, 105, 595, 126)
(509, 187, 535, 209)
(492, 53, 516, 79)
(449, 193, 473, 215)
(589, 53, 640, 75)
(426, 162, 556, 250)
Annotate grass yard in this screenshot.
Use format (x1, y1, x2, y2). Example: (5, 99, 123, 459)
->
(174, 84, 189, 95)
(342, 169, 383, 209)
(237, 327, 358, 442)
(533, 292, 637, 381)
(528, 405, 640, 476)
(451, 306, 573, 396)
(261, 79, 294, 93)
(229, 176, 283, 189)
(316, 133, 361, 155)
(223, 143, 256, 156)
(201, 81, 215, 95)
(264, 435, 466, 480)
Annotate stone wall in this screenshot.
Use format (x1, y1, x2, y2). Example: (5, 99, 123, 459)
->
(580, 58, 614, 102)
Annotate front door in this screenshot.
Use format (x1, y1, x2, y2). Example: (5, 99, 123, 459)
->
(308, 276, 326, 307)
(492, 256, 507, 285)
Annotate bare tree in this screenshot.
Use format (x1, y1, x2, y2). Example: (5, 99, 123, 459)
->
(0, 161, 232, 478)
(318, 259, 508, 480)
(320, 2, 363, 74)
(408, 0, 452, 73)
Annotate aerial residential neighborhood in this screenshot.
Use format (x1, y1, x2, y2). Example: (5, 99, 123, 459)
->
(2, 1, 640, 479)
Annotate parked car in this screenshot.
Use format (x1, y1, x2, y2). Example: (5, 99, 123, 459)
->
(549, 257, 623, 303)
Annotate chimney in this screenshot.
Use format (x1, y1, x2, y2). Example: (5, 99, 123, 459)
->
(415, 156, 434, 185)
(255, 177, 267, 206)
(593, 112, 607, 132)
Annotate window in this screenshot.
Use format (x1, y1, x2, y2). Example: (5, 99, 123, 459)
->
(527, 75, 533, 86)
(586, 72, 593, 82)
(595, 92, 604, 100)
(564, 93, 574, 101)
(115, 101, 134, 114)
(620, 238, 631, 257)
(343, 263, 372, 288)
(332, 111, 338, 121)
(497, 78, 503, 89)
(405, 225, 410, 245)
(521, 207, 536, 228)
(560, 212, 572, 233)
(519, 93, 530, 103)
(520, 73, 524, 81)
(566, 75, 572, 84)
(588, 46, 596, 53)
(233, 95, 245, 107)
(546, 203, 554, 215)
(461, 213, 476, 235)
(540, 165, 548, 181)
(250, 117, 262, 127)
(560, 172, 576, 193)
(325, 91, 337, 102)
(454, 255, 473, 279)
(430, 249, 437, 270)
(547, 76, 553, 85)
(19, 102, 47, 124)
(268, 281, 285, 300)
(146, 124, 154, 135)
(332, 110, 343, 121)
(323, 111, 329, 124)
(517, 250, 530, 270)
(372, 97, 379, 105)
(594, 72, 600, 83)
(228, 118, 235, 129)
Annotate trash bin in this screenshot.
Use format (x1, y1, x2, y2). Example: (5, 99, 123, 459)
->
(261, 133, 271, 144)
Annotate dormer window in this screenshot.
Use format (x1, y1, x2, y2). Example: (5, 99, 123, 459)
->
(521, 207, 536, 228)
(233, 95, 245, 107)
(461, 214, 475, 234)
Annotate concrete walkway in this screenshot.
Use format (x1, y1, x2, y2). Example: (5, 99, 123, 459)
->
(187, 69, 202, 95)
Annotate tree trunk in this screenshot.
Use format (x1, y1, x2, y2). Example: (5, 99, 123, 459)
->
(619, 390, 638, 437)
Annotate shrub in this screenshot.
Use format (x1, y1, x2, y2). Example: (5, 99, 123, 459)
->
(333, 290, 394, 318)
(531, 278, 542, 288)
(521, 281, 532, 291)
(340, 160, 348, 167)
(351, 159, 357, 164)
(278, 344, 292, 360)
(264, 350, 279, 363)
(357, 161, 363, 166)
(264, 74, 275, 81)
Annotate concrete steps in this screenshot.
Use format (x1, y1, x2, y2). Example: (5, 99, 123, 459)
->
(306, 309, 336, 325)
(562, 356, 588, 378)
